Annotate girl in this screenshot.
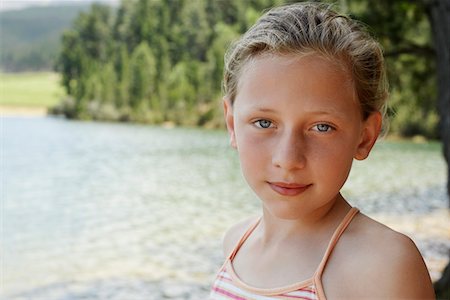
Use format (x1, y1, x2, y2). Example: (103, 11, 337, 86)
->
(210, 2, 435, 299)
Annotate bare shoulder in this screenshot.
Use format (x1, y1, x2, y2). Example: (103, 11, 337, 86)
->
(222, 216, 259, 258)
(324, 212, 435, 299)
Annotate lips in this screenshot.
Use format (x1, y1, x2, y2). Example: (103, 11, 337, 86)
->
(268, 181, 311, 196)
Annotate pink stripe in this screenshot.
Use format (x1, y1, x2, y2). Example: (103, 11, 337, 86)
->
(212, 286, 247, 300)
(217, 274, 232, 282)
(283, 295, 317, 300)
(212, 270, 317, 299)
(283, 288, 316, 295)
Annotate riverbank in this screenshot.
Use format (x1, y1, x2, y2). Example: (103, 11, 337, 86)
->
(0, 105, 48, 117)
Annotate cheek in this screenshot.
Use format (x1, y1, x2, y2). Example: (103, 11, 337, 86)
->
(235, 130, 272, 175)
(238, 148, 265, 188)
(309, 139, 355, 181)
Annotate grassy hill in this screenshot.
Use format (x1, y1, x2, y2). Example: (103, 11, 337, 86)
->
(0, 5, 91, 71)
(0, 72, 65, 108)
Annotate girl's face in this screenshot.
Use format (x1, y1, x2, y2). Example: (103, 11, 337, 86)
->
(224, 53, 381, 220)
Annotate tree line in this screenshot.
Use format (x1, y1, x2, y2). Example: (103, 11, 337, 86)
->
(55, 0, 439, 138)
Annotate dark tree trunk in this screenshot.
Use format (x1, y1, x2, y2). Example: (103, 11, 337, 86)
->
(427, 0, 450, 204)
(425, 0, 450, 298)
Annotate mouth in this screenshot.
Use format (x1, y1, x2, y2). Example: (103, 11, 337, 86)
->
(268, 181, 311, 196)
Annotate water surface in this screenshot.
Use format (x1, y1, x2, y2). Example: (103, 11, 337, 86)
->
(2, 116, 448, 298)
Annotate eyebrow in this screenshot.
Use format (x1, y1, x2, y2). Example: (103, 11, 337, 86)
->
(310, 108, 350, 117)
(309, 110, 342, 115)
(255, 107, 277, 113)
(251, 107, 347, 119)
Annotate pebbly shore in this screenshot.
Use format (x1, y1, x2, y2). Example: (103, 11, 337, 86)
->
(5, 185, 449, 300)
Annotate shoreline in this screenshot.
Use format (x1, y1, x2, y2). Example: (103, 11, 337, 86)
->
(0, 105, 48, 117)
(0, 107, 442, 144)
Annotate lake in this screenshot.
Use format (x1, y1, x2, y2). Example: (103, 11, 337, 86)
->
(2, 116, 449, 299)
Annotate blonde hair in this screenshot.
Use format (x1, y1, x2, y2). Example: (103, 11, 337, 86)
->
(223, 2, 388, 122)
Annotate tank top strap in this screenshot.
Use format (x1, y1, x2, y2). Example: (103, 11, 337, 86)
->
(227, 217, 262, 261)
(315, 207, 359, 277)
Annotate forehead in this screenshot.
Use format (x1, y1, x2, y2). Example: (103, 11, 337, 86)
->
(235, 52, 357, 105)
(233, 53, 362, 118)
(239, 52, 354, 88)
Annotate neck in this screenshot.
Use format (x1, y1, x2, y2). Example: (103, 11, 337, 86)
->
(258, 194, 351, 246)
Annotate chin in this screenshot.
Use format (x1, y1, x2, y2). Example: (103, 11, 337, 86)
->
(262, 200, 309, 220)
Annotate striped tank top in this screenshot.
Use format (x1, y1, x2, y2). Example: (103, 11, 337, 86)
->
(210, 207, 359, 300)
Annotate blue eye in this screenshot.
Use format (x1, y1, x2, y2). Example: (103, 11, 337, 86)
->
(314, 124, 333, 132)
(254, 119, 273, 129)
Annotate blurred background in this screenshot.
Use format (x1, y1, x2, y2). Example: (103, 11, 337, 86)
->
(1, 0, 449, 299)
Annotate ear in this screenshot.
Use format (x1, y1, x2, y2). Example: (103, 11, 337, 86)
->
(354, 112, 382, 160)
(223, 98, 237, 149)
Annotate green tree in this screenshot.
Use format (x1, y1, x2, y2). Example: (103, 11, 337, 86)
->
(178, 0, 211, 61)
(100, 62, 117, 105)
(206, 22, 239, 97)
(129, 41, 157, 118)
(113, 0, 134, 49)
(333, 0, 438, 138)
(58, 30, 82, 96)
(56, 0, 442, 135)
(74, 4, 113, 63)
(115, 44, 131, 109)
(167, 61, 196, 125)
(56, 3, 113, 118)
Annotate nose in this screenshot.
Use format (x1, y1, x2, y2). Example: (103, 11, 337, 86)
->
(272, 131, 307, 171)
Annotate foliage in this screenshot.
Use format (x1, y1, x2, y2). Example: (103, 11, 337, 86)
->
(344, 0, 439, 138)
(55, 0, 440, 136)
